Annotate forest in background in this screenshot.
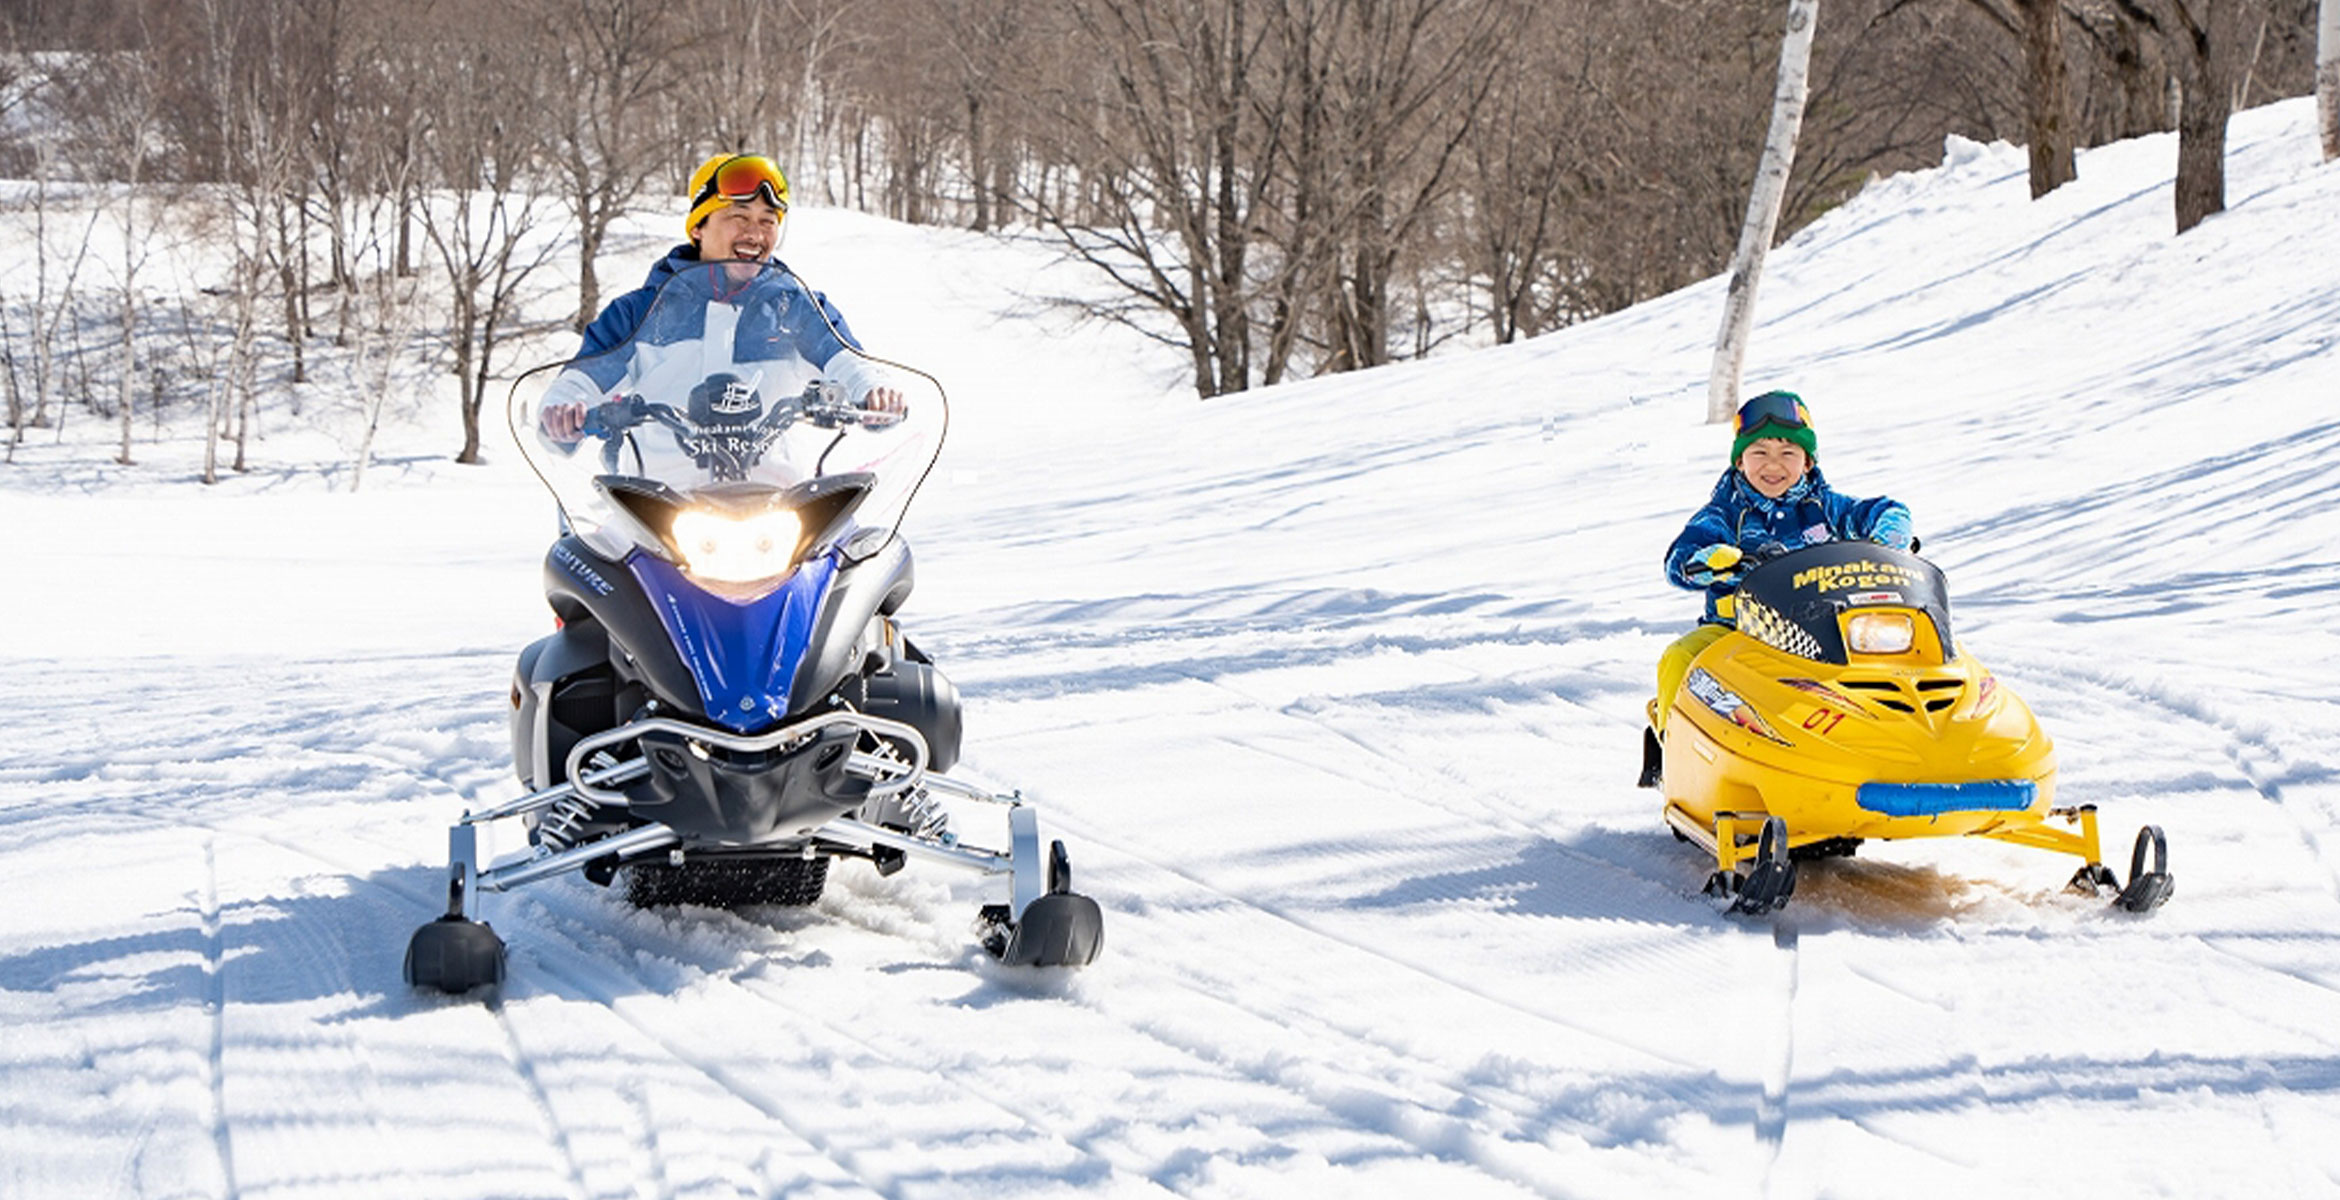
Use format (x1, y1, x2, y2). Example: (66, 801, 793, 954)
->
(0, 0, 2322, 475)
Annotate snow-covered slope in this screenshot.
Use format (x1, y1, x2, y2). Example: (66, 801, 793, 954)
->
(3, 99, 2337, 1199)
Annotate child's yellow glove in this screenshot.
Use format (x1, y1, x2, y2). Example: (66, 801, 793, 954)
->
(1687, 544, 1744, 586)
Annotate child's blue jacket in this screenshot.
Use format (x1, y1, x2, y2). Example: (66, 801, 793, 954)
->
(1664, 467, 1909, 625)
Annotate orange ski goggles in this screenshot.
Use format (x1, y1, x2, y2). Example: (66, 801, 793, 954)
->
(686, 155, 790, 233)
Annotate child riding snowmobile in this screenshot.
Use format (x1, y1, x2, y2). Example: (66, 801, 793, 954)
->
(1642, 392, 2171, 915)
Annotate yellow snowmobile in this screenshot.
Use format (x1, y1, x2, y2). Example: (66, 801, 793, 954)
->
(1640, 541, 2172, 915)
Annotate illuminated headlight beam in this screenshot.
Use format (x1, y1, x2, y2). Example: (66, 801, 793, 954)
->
(671, 508, 803, 584)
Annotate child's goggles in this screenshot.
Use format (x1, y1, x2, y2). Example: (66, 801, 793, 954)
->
(1734, 391, 1810, 435)
(694, 155, 790, 212)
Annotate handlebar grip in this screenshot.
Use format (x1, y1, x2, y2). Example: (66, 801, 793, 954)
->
(580, 395, 649, 439)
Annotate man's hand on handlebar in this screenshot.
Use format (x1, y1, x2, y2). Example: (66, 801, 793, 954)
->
(544, 395, 654, 444)
(805, 381, 906, 428)
(859, 386, 906, 426)
(546, 383, 900, 443)
(542, 400, 590, 443)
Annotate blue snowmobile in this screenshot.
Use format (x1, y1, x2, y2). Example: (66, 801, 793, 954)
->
(404, 260, 1103, 993)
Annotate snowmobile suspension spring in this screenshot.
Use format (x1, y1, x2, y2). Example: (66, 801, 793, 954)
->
(894, 787, 949, 840)
(535, 794, 598, 855)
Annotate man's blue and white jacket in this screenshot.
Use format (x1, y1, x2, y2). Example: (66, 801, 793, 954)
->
(545, 245, 890, 411)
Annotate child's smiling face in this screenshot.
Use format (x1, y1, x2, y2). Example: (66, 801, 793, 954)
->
(1738, 438, 1810, 499)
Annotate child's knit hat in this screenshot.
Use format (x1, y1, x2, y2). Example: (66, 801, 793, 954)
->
(1731, 390, 1818, 462)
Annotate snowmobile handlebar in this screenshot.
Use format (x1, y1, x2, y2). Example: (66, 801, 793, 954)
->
(1724, 536, 1925, 592)
(796, 380, 905, 430)
(579, 380, 898, 443)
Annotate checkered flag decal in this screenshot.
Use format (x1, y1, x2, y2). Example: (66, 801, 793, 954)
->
(1740, 597, 1825, 661)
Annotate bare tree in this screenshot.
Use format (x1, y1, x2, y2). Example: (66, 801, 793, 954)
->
(0, 12, 52, 458)
(192, 241, 266, 486)
(55, 17, 171, 466)
(1467, 2, 1775, 330)
(1025, 0, 1291, 398)
(109, 113, 156, 468)
(1909, 0, 2080, 193)
(1270, 0, 1524, 374)
(1459, 44, 1574, 344)
(1018, 0, 1522, 395)
(2320, 0, 2338, 159)
(2066, 2, 2171, 139)
(183, 0, 313, 477)
(544, 0, 684, 331)
(297, 0, 382, 350)
(682, 0, 787, 156)
(792, 1, 863, 202)
(2114, 0, 2238, 232)
(346, 265, 422, 491)
(20, 133, 107, 440)
(678, 0, 863, 193)
(4, 0, 2317, 459)
(1711, 0, 1822, 423)
(851, 6, 947, 224)
(907, 0, 1036, 230)
(1860, 0, 2076, 196)
(413, 33, 563, 464)
(339, 9, 433, 282)
(2015, 0, 2080, 192)
(0, 303, 22, 463)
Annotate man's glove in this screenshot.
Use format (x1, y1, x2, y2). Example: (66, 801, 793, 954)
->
(1869, 508, 1914, 551)
(1686, 543, 1744, 587)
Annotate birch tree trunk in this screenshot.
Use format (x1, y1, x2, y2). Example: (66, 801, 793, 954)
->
(2, 304, 23, 462)
(116, 187, 137, 467)
(2320, 0, 2338, 162)
(348, 274, 416, 492)
(1707, 0, 1820, 425)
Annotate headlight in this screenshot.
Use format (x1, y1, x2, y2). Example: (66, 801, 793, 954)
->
(1846, 611, 1916, 655)
(670, 507, 803, 583)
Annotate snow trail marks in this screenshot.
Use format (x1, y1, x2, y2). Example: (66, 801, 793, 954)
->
(103, 809, 807, 1197)
(2011, 650, 2340, 904)
(1080, 956, 1591, 1195)
(513, 900, 1093, 1200)
(2190, 934, 2340, 1001)
(623, 1084, 676, 1200)
(510, 819, 1695, 1196)
(1755, 919, 1798, 1191)
(2227, 741, 2340, 909)
(484, 998, 593, 1200)
(667, 941, 1174, 1195)
(1038, 803, 1698, 1072)
(201, 837, 241, 1200)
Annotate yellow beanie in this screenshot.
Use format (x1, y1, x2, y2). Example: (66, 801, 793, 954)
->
(686, 154, 791, 237)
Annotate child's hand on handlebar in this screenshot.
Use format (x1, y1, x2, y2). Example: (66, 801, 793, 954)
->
(1686, 543, 1744, 586)
(1868, 508, 1914, 551)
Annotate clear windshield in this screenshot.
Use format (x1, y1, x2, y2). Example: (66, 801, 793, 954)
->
(508, 258, 944, 564)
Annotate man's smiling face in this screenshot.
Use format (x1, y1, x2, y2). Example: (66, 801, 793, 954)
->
(693, 199, 781, 262)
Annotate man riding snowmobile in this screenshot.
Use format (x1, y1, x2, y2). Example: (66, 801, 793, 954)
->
(401, 153, 1105, 993)
(542, 153, 901, 440)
